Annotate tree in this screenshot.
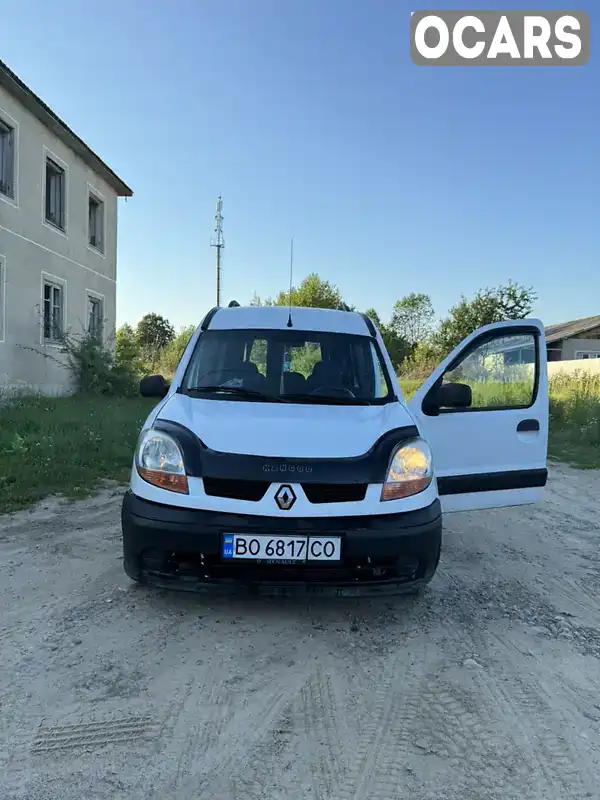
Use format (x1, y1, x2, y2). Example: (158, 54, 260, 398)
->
(364, 308, 382, 328)
(390, 293, 435, 346)
(115, 323, 144, 375)
(136, 313, 175, 350)
(434, 281, 536, 355)
(158, 325, 196, 376)
(274, 273, 349, 310)
(250, 293, 274, 306)
(364, 308, 411, 370)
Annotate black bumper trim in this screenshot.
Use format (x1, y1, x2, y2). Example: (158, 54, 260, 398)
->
(438, 468, 547, 496)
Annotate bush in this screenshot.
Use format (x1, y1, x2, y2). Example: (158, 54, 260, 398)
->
(156, 325, 196, 378)
(27, 330, 139, 397)
(115, 324, 145, 376)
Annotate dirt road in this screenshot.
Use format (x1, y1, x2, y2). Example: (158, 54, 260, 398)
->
(1, 463, 599, 800)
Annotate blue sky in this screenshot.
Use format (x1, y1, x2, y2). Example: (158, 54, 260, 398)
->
(4, 0, 598, 330)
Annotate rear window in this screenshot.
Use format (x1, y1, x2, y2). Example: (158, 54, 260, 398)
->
(180, 328, 393, 405)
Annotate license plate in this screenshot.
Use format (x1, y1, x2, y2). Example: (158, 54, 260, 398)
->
(221, 534, 342, 562)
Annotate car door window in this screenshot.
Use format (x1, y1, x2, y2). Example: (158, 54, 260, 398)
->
(441, 332, 537, 410)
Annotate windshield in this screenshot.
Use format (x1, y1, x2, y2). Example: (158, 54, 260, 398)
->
(180, 328, 394, 404)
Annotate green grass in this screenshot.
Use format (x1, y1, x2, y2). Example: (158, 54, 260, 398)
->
(0, 395, 156, 514)
(548, 372, 600, 469)
(1, 371, 598, 515)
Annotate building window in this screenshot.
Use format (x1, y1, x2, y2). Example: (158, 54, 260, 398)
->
(0, 255, 5, 342)
(45, 157, 66, 230)
(0, 118, 15, 199)
(88, 192, 105, 252)
(43, 280, 64, 342)
(87, 294, 103, 341)
(575, 351, 600, 360)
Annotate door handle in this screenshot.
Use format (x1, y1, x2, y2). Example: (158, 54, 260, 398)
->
(517, 419, 539, 432)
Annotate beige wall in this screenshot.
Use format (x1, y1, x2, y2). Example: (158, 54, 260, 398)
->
(0, 85, 119, 394)
(560, 337, 600, 361)
(547, 358, 600, 377)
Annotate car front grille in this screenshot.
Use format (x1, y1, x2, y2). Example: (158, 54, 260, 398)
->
(301, 483, 368, 504)
(202, 478, 368, 504)
(202, 477, 269, 502)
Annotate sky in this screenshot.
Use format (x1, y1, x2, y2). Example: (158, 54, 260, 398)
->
(3, 0, 599, 331)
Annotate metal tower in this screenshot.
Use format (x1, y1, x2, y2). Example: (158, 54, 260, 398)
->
(211, 196, 224, 307)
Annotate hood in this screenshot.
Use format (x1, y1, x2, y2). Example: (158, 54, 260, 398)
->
(157, 394, 416, 459)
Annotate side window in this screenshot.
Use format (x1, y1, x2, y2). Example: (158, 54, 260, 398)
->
(247, 339, 267, 375)
(441, 332, 537, 410)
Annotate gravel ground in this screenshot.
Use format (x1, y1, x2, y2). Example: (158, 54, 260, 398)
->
(1, 463, 600, 800)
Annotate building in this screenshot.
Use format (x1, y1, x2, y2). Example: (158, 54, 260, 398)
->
(545, 315, 600, 361)
(0, 59, 132, 395)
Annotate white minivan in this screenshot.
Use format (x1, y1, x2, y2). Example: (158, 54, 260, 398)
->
(121, 303, 548, 595)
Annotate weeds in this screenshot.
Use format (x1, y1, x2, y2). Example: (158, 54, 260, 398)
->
(548, 372, 600, 468)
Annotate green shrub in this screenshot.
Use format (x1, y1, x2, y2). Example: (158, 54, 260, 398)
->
(156, 325, 196, 378)
(26, 330, 139, 397)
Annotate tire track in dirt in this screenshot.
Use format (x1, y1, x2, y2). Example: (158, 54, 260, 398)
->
(296, 663, 352, 799)
(439, 559, 600, 800)
(469, 628, 599, 799)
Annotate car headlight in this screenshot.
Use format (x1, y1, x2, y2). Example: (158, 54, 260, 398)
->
(136, 429, 188, 494)
(381, 438, 433, 501)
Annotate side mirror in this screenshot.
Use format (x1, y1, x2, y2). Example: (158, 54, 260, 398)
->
(437, 382, 472, 409)
(422, 381, 472, 416)
(140, 375, 169, 398)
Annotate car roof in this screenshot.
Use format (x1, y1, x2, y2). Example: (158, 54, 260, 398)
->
(202, 305, 374, 336)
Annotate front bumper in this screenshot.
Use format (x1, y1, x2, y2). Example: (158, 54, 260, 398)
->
(121, 491, 442, 596)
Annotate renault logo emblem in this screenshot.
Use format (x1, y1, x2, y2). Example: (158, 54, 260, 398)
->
(275, 484, 296, 510)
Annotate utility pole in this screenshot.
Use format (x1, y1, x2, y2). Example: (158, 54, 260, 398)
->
(211, 196, 224, 307)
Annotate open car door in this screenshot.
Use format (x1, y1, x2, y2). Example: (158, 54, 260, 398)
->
(408, 319, 548, 513)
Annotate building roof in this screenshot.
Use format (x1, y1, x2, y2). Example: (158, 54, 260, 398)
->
(545, 315, 600, 344)
(0, 60, 132, 197)
(202, 305, 374, 336)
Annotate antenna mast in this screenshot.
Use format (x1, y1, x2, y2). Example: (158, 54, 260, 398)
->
(287, 238, 294, 327)
(211, 196, 225, 307)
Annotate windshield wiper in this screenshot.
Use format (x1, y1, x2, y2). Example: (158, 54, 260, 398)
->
(283, 393, 372, 405)
(184, 385, 286, 402)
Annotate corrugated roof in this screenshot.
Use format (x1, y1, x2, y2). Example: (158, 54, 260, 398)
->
(0, 60, 132, 197)
(545, 315, 600, 344)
